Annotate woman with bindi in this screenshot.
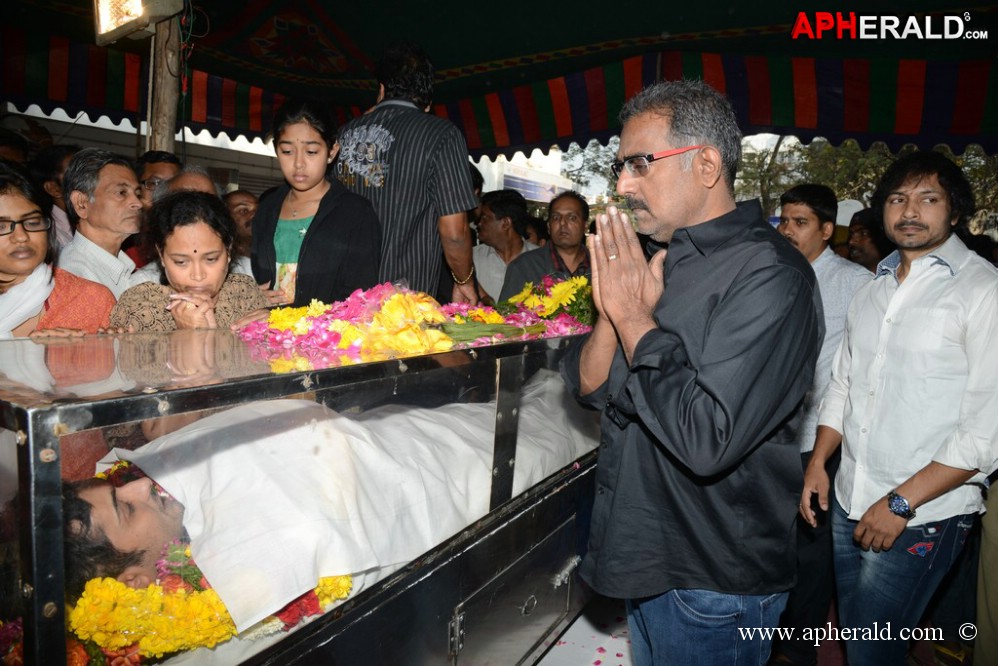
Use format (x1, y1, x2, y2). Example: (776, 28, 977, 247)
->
(250, 99, 381, 310)
(110, 191, 269, 331)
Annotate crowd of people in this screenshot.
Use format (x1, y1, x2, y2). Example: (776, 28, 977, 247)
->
(2, 41, 998, 666)
(0, 42, 595, 340)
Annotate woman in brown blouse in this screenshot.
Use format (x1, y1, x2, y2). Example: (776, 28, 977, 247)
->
(111, 192, 269, 331)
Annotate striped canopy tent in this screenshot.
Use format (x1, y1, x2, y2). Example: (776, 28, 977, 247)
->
(2, 2, 997, 156)
(433, 52, 998, 155)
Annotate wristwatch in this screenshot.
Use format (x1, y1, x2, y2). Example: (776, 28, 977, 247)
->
(887, 490, 917, 520)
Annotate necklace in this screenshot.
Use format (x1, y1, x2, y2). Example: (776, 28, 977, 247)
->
(289, 198, 321, 218)
(287, 183, 330, 218)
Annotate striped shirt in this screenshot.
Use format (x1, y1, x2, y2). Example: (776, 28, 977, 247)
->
(335, 100, 477, 293)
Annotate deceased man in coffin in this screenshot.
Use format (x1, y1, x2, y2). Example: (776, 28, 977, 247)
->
(58, 370, 597, 660)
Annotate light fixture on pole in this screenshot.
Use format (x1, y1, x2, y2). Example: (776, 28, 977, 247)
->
(93, 0, 183, 46)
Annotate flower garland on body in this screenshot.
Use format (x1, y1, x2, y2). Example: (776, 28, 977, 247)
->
(55, 461, 353, 664)
(238, 280, 592, 370)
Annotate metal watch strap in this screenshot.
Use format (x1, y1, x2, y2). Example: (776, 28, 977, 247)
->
(887, 490, 917, 520)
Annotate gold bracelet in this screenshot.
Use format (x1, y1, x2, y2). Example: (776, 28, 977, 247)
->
(451, 265, 475, 285)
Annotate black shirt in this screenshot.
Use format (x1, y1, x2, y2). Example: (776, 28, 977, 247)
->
(562, 200, 823, 599)
(334, 100, 477, 294)
(498, 244, 591, 302)
(252, 180, 381, 307)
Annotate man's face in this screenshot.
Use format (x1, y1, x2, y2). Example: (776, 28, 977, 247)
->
(78, 478, 185, 583)
(525, 226, 546, 247)
(848, 221, 880, 269)
(226, 192, 258, 240)
(882, 174, 955, 256)
(547, 197, 586, 252)
(46, 154, 75, 209)
(477, 204, 504, 248)
(777, 203, 832, 263)
(74, 164, 142, 240)
(139, 161, 181, 209)
(614, 112, 704, 243)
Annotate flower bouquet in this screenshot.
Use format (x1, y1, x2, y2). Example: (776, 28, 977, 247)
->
(496, 275, 595, 327)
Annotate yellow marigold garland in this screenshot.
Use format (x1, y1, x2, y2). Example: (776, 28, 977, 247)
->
(69, 463, 354, 660)
(69, 578, 235, 657)
(69, 574, 352, 658)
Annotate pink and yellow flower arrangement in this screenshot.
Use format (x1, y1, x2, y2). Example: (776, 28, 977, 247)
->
(238, 280, 593, 371)
(495, 274, 595, 328)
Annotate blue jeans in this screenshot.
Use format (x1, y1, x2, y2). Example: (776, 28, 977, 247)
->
(626, 588, 788, 666)
(832, 500, 974, 665)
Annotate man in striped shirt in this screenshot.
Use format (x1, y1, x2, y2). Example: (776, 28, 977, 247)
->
(335, 43, 478, 302)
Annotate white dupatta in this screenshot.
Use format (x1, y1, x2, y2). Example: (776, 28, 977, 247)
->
(0, 263, 54, 339)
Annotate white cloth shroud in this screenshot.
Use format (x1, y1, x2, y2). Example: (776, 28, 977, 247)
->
(101, 368, 598, 633)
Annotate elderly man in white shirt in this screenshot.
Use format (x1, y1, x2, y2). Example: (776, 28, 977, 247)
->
(60, 148, 143, 299)
(801, 151, 998, 665)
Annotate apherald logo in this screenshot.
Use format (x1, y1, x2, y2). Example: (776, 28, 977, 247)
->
(791, 12, 988, 40)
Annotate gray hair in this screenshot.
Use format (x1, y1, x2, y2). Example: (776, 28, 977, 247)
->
(62, 148, 136, 227)
(619, 80, 742, 191)
(153, 164, 222, 202)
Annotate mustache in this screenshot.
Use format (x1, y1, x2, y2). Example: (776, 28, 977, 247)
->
(624, 196, 648, 212)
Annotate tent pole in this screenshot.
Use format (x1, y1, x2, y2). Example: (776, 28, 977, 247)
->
(148, 17, 179, 154)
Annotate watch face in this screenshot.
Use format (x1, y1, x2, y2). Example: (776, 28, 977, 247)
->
(888, 492, 913, 518)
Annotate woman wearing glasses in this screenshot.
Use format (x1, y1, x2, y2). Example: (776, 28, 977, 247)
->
(0, 162, 115, 338)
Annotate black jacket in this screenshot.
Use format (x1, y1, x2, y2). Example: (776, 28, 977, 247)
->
(252, 179, 381, 307)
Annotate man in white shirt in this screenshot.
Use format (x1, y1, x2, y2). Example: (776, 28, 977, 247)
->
(60, 148, 143, 299)
(801, 151, 998, 665)
(773, 184, 870, 664)
(472, 190, 538, 302)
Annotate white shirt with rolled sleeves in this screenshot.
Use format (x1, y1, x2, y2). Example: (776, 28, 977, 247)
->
(818, 233, 998, 526)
